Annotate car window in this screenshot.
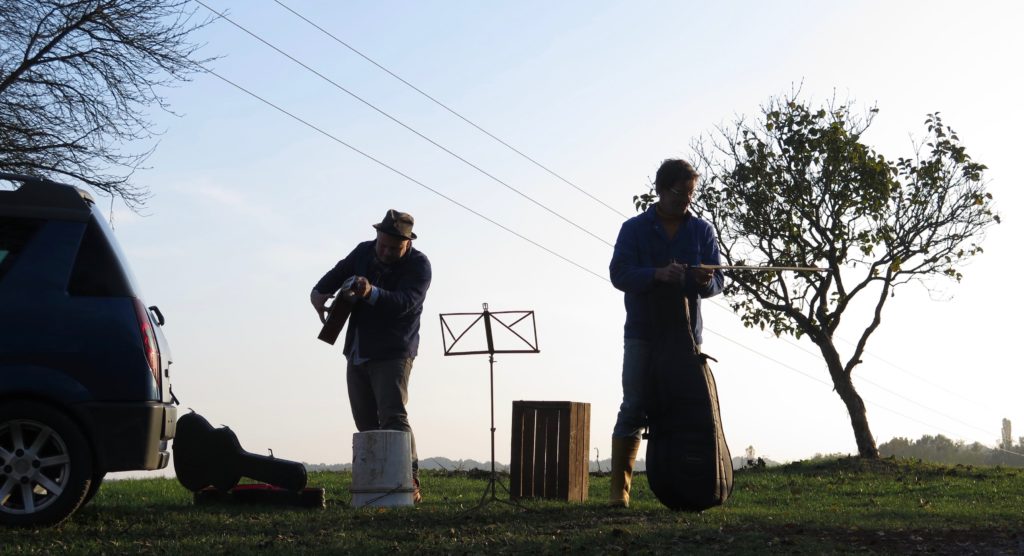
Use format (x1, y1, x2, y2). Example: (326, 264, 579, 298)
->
(67, 218, 133, 297)
(0, 216, 41, 281)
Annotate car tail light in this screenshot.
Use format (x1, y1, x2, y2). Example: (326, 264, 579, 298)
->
(133, 298, 161, 389)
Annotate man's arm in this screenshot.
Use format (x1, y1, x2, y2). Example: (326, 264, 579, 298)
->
(610, 221, 686, 291)
(311, 244, 362, 322)
(696, 226, 725, 298)
(610, 221, 657, 292)
(355, 254, 432, 318)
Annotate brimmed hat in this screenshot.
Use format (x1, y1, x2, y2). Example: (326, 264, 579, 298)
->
(372, 209, 417, 240)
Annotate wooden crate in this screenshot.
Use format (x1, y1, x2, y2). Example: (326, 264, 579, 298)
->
(509, 401, 590, 502)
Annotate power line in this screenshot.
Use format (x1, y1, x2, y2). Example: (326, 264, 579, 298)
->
(209, 65, 1023, 462)
(268, 0, 1005, 423)
(196, 5, 1018, 461)
(210, 2, 975, 416)
(833, 334, 992, 412)
(739, 311, 1004, 440)
(854, 373, 1000, 441)
(200, 67, 609, 284)
(195, 0, 616, 249)
(706, 326, 1024, 460)
(192, 60, 846, 438)
(703, 327, 832, 388)
(270, 0, 630, 220)
(704, 291, 999, 424)
(276, 0, 1001, 426)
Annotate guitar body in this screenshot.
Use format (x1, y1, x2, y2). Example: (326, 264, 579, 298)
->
(644, 284, 733, 512)
(173, 412, 308, 492)
(317, 296, 352, 345)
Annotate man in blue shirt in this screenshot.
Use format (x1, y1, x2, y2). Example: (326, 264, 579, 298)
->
(608, 159, 724, 507)
(311, 209, 432, 503)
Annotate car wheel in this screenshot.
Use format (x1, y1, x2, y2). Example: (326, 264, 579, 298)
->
(82, 472, 106, 506)
(0, 401, 93, 527)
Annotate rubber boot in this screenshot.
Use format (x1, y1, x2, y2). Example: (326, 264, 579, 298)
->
(609, 436, 641, 507)
(412, 462, 421, 504)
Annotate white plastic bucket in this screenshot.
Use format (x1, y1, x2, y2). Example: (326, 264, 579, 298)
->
(350, 430, 414, 508)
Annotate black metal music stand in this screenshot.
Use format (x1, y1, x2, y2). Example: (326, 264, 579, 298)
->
(439, 303, 538, 510)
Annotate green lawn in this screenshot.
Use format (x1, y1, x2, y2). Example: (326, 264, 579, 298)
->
(4, 458, 1023, 554)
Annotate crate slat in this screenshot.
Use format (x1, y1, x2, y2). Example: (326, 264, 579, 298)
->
(510, 401, 590, 502)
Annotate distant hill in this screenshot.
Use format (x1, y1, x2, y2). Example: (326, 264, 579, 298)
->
(590, 458, 644, 473)
(304, 462, 351, 472)
(306, 455, 780, 474)
(303, 458, 506, 473)
(420, 457, 507, 472)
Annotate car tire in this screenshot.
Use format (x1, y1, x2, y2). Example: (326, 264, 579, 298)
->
(82, 471, 106, 506)
(0, 401, 93, 527)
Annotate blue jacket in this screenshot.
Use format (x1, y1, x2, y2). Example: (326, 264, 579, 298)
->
(609, 206, 724, 344)
(314, 240, 431, 360)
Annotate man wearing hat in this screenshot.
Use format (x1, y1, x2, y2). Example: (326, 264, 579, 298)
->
(311, 209, 432, 503)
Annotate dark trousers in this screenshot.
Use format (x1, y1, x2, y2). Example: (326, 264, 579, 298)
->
(613, 339, 701, 440)
(346, 358, 418, 473)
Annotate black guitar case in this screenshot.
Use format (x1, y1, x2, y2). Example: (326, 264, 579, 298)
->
(173, 411, 308, 492)
(644, 283, 733, 511)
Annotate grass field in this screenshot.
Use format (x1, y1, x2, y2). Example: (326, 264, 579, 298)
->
(3, 457, 1023, 554)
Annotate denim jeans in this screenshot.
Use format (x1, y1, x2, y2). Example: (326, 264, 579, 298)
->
(612, 339, 651, 440)
(346, 357, 418, 473)
(612, 338, 701, 440)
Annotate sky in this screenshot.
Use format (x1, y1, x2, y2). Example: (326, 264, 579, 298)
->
(90, 0, 1023, 475)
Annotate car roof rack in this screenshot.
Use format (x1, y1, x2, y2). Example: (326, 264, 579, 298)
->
(0, 172, 94, 221)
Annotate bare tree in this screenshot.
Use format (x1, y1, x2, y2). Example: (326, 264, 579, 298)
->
(0, 0, 213, 208)
(637, 93, 998, 458)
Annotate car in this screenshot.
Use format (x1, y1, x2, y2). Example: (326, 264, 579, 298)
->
(0, 173, 177, 526)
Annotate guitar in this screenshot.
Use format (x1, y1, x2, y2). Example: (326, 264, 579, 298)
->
(317, 295, 352, 345)
(318, 276, 358, 345)
(173, 412, 307, 492)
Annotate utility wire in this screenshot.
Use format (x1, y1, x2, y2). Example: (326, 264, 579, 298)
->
(199, 54, 844, 416)
(703, 327, 832, 388)
(200, 68, 609, 284)
(834, 334, 992, 412)
(195, 0, 615, 248)
(270, 0, 1003, 419)
(209, 0, 921, 397)
(209, 65, 1023, 461)
(855, 370, 1001, 440)
(723, 300, 1004, 439)
(706, 297, 1014, 452)
(706, 326, 1024, 459)
(270, 0, 630, 220)
(197, 5, 1019, 461)
(705, 286, 997, 421)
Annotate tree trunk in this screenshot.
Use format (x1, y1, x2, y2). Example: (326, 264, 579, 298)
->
(819, 339, 880, 458)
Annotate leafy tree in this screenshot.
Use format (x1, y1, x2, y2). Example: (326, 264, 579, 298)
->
(0, 0, 212, 207)
(637, 93, 998, 458)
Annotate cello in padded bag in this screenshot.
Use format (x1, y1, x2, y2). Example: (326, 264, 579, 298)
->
(644, 283, 733, 511)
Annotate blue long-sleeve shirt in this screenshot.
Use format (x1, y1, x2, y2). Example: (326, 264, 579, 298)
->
(314, 240, 431, 360)
(609, 206, 724, 344)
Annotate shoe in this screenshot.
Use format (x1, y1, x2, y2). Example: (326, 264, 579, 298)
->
(413, 476, 422, 504)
